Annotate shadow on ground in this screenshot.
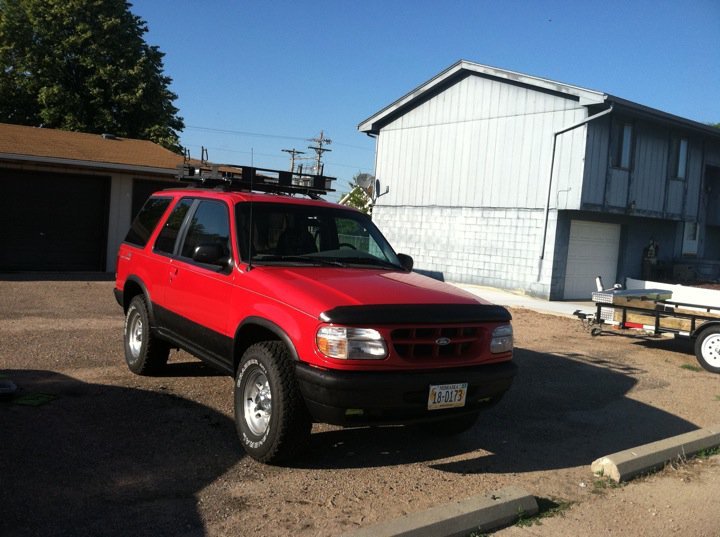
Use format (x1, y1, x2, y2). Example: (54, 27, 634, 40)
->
(0, 370, 240, 537)
(291, 347, 698, 472)
(0, 272, 114, 281)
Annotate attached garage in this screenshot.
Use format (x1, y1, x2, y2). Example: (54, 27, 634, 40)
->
(563, 220, 621, 299)
(0, 123, 183, 273)
(131, 178, 176, 220)
(0, 169, 110, 271)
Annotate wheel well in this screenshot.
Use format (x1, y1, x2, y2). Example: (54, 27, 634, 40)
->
(233, 320, 299, 372)
(122, 280, 144, 312)
(692, 321, 720, 340)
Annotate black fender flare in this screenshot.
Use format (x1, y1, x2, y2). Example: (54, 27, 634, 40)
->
(234, 316, 301, 364)
(122, 276, 158, 327)
(691, 320, 720, 340)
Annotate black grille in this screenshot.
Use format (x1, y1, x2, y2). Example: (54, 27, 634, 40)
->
(390, 326, 481, 359)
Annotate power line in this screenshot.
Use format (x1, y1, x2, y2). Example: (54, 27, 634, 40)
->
(185, 124, 373, 151)
(183, 143, 371, 171)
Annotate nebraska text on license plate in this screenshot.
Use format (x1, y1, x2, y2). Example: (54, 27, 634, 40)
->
(427, 383, 468, 410)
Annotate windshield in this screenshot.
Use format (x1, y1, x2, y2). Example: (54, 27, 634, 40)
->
(235, 202, 402, 269)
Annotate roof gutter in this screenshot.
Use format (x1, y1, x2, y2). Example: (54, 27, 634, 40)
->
(0, 152, 179, 176)
(537, 104, 614, 281)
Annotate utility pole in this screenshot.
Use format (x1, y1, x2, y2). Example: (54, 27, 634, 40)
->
(281, 148, 305, 172)
(307, 130, 332, 175)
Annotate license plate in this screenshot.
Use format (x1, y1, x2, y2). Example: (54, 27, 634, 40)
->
(427, 383, 468, 410)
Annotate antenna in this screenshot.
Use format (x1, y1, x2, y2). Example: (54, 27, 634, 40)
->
(248, 147, 255, 272)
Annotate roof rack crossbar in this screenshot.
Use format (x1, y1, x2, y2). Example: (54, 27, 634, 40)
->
(175, 163, 335, 197)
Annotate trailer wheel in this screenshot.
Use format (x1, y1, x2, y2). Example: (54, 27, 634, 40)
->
(694, 326, 720, 374)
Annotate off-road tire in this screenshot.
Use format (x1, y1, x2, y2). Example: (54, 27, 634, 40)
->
(235, 341, 312, 463)
(694, 326, 720, 374)
(123, 295, 170, 375)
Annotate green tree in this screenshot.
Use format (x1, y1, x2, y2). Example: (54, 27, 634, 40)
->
(339, 173, 374, 214)
(0, 0, 184, 151)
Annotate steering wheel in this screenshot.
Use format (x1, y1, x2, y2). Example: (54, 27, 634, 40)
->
(338, 242, 357, 250)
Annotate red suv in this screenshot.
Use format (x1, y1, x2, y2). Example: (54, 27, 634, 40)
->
(114, 166, 516, 463)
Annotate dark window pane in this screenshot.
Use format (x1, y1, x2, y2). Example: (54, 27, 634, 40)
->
(612, 121, 633, 169)
(124, 197, 171, 247)
(180, 201, 231, 260)
(154, 199, 193, 254)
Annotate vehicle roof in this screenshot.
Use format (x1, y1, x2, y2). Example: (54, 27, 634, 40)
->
(150, 187, 348, 209)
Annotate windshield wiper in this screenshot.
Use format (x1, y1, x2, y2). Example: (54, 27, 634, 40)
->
(254, 255, 346, 267)
(339, 256, 400, 269)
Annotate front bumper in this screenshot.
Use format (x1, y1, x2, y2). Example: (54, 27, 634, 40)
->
(295, 360, 517, 426)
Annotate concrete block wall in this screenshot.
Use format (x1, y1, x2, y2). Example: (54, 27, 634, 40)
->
(374, 205, 555, 298)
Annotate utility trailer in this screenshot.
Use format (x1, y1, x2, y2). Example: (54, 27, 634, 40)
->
(574, 286, 720, 374)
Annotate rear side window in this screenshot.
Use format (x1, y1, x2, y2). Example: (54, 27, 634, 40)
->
(179, 200, 231, 260)
(154, 199, 193, 255)
(124, 197, 171, 247)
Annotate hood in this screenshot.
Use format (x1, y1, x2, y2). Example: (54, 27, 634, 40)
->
(245, 267, 493, 320)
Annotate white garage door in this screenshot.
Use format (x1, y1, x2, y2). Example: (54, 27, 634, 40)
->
(564, 220, 621, 300)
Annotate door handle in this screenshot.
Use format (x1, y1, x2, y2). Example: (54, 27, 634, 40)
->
(169, 267, 179, 282)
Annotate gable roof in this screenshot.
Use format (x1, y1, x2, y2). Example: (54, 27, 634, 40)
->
(358, 60, 720, 138)
(0, 122, 183, 175)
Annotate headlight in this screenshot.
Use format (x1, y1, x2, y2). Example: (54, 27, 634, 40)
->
(490, 324, 513, 353)
(316, 326, 387, 360)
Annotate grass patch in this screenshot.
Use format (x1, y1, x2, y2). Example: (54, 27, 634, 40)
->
(680, 363, 703, 372)
(696, 446, 720, 459)
(466, 498, 574, 535)
(514, 497, 573, 528)
(714, 395, 720, 401)
(11, 393, 57, 406)
(591, 477, 622, 494)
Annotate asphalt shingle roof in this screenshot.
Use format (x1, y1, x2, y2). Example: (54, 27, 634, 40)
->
(0, 122, 182, 170)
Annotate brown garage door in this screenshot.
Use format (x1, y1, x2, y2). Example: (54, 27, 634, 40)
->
(0, 169, 110, 271)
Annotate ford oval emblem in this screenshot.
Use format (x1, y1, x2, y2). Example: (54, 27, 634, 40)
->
(436, 337, 451, 346)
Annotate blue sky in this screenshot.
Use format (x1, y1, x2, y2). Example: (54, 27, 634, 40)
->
(131, 0, 720, 197)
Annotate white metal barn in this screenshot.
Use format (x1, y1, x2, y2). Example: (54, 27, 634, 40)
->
(359, 60, 720, 300)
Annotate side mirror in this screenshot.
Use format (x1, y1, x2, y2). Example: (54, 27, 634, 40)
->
(397, 253, 414, 272)
(193, 244, 231, 269)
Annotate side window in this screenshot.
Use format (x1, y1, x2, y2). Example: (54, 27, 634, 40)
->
(124, 197, 171, 247)
(670, 136, 688, 179)
(611, 121, 633, 169)
(179, 200, 231, 262)
(154, 199, 193, 255)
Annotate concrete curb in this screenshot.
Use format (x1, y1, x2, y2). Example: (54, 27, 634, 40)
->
(343, 485, 537, 537)
(591, 424, 720, 483)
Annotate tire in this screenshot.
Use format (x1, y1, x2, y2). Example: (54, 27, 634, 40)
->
(123, 295, 170, 375)
(694, 326, 720, 374)
(424, 411, 480, 436)
(234, 341, 311, 463)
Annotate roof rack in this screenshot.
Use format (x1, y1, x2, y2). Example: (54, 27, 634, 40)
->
(175, 162, 335, 198)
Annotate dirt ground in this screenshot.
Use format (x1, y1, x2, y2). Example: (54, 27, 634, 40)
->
(1, 279, 719, 537)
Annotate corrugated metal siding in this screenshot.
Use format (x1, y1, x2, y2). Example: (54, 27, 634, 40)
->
(583, 118, 709, 221)
(684, 142, 703, 219)
(581, 117, 610, 206)
(374, 74, 588, 209)
(631, 125, 667, 213)
(606, 169, 629, 208)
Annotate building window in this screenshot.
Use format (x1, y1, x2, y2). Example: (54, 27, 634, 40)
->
(612, 121, 633, 169)
(670, 136, 688, 179)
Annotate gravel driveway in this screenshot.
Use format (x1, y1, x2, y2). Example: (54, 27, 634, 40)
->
(1, 279, 718, 536)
